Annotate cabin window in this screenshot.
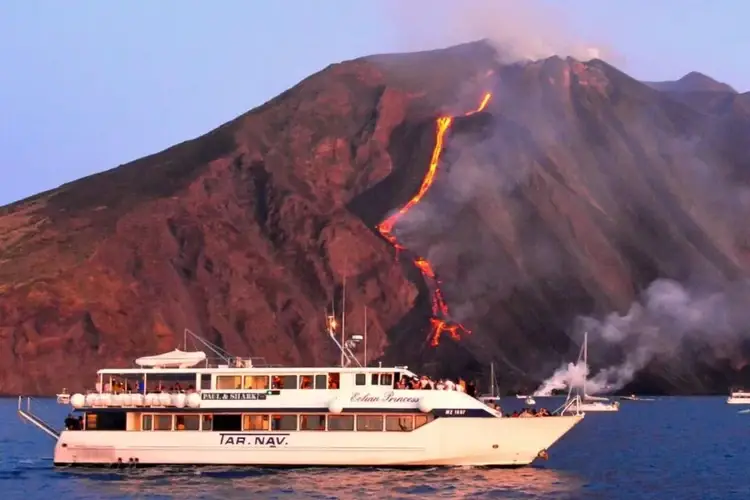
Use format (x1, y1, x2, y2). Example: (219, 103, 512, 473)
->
(271, 375, 297, 390)
(243, 375, 269, 390)
(380, 374, 393, 386)
(213, 414, 242, 431)
(327, 373, 340, 389)
(298, 375, 314, 389)
(299, 414, 326, 431)
(142, 414, 153, 431)
(271, 414, 297, 431)
(85, 413, 98, 430)
(243, 414, 270, 431)
(85, 412, 126, 431)
(327, 414, 354, 431)
(216, 375, 243, 390)
(200, 375, 211, 390)
(356, 415, 383, 431)
(201, 414, 213, 431)
(386, 415, 414, 432)
(415, 414, 434, 429)
(355, 374, 366, 386)
(154, 415, 173, 431)
(370, 374, 379, 385)
(175, 415, 200, 431)
(314, 374, 327, 389)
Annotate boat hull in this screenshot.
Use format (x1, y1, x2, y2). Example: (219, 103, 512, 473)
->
(53, 415, 583, 467)
(727, 397, 750, 404)
(579, 403, 619, 412)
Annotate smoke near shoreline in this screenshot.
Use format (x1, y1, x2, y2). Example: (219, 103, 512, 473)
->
(535, 279, 750, 395)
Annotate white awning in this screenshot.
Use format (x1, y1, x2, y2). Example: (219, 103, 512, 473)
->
(135, 349, 207, 368)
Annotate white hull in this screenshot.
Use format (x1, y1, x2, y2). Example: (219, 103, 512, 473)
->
(727, 397, 750, 405)
(53, 415, 583, 467)
(579, 402, 619, 412)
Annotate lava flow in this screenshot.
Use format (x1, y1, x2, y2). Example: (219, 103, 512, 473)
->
(377, 92, 492, 346)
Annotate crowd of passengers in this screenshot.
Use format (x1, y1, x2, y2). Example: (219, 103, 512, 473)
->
(88, 376, 552, 418)
(397, 375, 476, 395)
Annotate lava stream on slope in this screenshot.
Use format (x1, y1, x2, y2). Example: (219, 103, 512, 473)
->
(377, 92, 492, 346)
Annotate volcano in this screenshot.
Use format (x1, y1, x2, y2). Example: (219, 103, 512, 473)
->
(1, 40, 750, 395)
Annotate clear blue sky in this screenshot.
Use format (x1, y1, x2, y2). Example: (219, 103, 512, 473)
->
(1, 1, 747, 206)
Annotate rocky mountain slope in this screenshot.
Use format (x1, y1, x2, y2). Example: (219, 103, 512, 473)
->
(2, 40, 749, 395)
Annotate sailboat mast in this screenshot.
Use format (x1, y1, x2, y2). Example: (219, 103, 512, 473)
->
(490, 362, 495, 397)
(341, 272, 346, 368)
(583, 331, 588, 398)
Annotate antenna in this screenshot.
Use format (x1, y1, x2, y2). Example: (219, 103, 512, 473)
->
(341, 266, 347, 368)
(326, 313, 362, 368)
(363, 306, 368, 367)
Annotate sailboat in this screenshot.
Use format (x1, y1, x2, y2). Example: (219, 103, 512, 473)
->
(479, 362, 502, 404)
(577, 332, 619, 412)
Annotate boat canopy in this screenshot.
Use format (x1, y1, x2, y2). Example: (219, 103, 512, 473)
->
(135, 349, 207, 369)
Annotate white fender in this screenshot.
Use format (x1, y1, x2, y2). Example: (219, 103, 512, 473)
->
(158, 393, 172, 406)
(131, 393, 144, 407)
(172, 393, 187, 408)
(85, 393, 98, 407)
(418, 397, 433, 413)
(70, 393, 85, 409)
(186, 392, 201, 408)
(328, 398, 344, 414)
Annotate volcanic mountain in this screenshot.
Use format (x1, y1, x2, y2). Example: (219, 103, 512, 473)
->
(2, 40, 750, 395)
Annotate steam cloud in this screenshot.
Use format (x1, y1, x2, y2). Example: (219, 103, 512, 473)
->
(535, 279, 750, 396)
(377, 0, 750, 393)
(378, 0, 622, 64)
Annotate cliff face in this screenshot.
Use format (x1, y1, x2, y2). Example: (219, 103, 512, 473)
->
(1, 40, 749, 395)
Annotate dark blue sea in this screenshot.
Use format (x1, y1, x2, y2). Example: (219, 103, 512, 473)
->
(1, 396, 747, 499)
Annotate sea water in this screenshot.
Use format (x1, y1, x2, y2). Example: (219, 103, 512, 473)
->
(1, 397, 747, 499)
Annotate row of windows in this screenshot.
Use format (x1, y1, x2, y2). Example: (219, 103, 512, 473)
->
(137, 413, 433, 432)
(215, 373, 396, 391)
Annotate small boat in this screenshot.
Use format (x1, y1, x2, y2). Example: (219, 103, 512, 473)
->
(525, 397, 536, 405)
(478, 362, 502, 404)
(56, 389, 70, 405)
(620, 394, 655, 402)
(727, 390, 750, 405)
(567, 333, 619, 413)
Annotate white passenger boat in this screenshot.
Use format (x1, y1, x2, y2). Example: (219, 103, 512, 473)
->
(727, 390, 750, 404)
(18, 320, 584, 468)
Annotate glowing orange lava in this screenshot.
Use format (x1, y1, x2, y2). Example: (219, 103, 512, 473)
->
(377, 92, 492, 346)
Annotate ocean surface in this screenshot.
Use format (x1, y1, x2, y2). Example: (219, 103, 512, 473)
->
(1, 396, 747, 499)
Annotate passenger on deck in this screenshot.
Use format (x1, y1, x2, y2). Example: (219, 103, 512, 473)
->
(466, 381, 477, 397)
(64, 414, 81, 430)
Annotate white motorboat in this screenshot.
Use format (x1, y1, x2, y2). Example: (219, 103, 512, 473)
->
(56, 389, 71, 405)
(727, 390, 750, 404)
(525, 397, 536, 405)
(620, 394, 655, 402)
(19, 319, 584, 468)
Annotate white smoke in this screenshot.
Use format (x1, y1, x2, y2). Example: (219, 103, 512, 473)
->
(535, 278, 750, 395)
(377, 0, 622, 64)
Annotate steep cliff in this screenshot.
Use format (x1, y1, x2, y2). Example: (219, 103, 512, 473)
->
(1, 40, 749, 395)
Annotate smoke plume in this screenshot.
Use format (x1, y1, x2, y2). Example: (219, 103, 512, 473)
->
(535, 279, 750, 395)
(378, 0, 622, 64)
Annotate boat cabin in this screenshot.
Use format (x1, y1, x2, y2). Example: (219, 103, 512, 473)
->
(93, 365, 419, 395)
